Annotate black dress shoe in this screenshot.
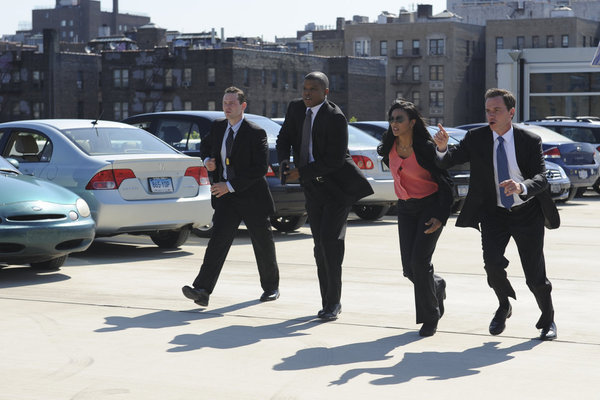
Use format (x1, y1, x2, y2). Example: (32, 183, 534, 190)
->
(419, 321, 438, 337)
(436, 280, 447, 318)
(259, 289, 280, 302)
(319, 304, 341, 321)
(489, 304, 512, 335)
(182, 285, 209, 307)
(539, 322, 557, 341)
(317, 309, 326, 318)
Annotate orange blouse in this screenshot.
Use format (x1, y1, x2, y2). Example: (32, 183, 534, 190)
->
(389, 143, 438, 200)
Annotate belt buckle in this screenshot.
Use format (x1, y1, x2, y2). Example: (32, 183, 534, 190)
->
(315, 176, 324, 183)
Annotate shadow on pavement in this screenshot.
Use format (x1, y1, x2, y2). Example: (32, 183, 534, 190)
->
(67, 240, 194, 266)
(0, 266, 70, 288)
(95, 300, 259, 333)
(167, 315, 319, 353)
(328, 339, 542, 386)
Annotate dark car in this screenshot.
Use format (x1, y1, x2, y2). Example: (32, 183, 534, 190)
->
(122, 111, 307, 233)
(350, 121, 470, 212)
(525, 116, 600, 193)
(454, 123, 600, 200)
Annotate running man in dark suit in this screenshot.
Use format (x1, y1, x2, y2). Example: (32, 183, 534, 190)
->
(433, 88, 559, 340)
(182, 87, 280, 307)
(276, 72, 373, 321)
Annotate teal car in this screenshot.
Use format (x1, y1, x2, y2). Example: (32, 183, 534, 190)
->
(0, 157, 95, 269)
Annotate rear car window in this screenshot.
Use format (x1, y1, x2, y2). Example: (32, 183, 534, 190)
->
(62, 127, 178, 155)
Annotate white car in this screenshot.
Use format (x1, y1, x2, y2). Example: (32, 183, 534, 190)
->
(0, 119, 213, 248)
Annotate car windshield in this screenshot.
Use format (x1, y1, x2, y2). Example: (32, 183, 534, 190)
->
(426, 126, 461, 145)
(61, 127, 179, 155)
(0, 156, 20, 174)
(514, 123, 574, 143)
(245, 115, 282, 146)
(348, 125, 380, 147)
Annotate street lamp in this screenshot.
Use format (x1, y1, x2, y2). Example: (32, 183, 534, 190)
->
(508, 49, 524, 121)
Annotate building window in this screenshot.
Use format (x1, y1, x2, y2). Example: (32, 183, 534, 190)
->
(396, 40, 404, 56)
(532, 36, 539, 48)
(561, 35, 569, 48)
(144, 68, 153, 85)
(113, 102, 128, 120)
(207, 68, 215, 86)
(184, 101, 192, 110)
(208, 101, 216, 111)
(495, 37, 503, 51)
(517, 36, 524, 49)
(165, 68, 173, 87)
(354, 39, 370, 57)
(380, 40, 388, 56)
(412, 91, 420, 107)
(33, 102, 44, 119)
(183, 68, 192, 86)
(546, 35, 554, 48)
(429, 65, 444, 81)
(429, 91, 444, 108)
(583, 36, 587, 47)
(412, 40, 420, 56)
(144, 102, 154, 113)
(61, 20, 66, 27)
(412, 65, 420, 81)
(243, 68, 249, 86)
(271, 101, 278, 117)
(429, 39, 444, 55)
(271, 70, 278, 88)
(165, 102, 173, 111)
(395, 66, 404, 81)
(113, 69, 129, 88)
(261, 69, 266, 85)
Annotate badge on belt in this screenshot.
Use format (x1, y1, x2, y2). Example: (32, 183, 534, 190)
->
(226, 158, 230, 165)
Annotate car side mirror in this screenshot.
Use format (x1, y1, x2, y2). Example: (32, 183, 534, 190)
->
(6, 157, 20, 169)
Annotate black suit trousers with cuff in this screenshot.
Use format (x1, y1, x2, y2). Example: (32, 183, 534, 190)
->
(480, 201, 554, 329)
(397, 195, 445, 324)
(304, 181, 351, 309)
(192, 194, 279, 294)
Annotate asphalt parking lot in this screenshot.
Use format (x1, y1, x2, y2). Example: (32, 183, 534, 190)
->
(1, 193, 599, 399)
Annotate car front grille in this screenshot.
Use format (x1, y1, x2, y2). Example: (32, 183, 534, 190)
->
(546, 169, 562, 180)
(6, 214, 66, 222)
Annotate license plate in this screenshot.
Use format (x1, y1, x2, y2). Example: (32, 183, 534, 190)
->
(458, 185, 469, 197)
(148, 177, 174, 193)
(550, 183, 561, 193)
(578, 169, 588, 179)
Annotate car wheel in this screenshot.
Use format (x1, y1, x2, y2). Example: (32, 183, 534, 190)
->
(352, 204, 390, 220)
(30, 255, 67, 270)
(192, 220, 214, 238)
(594, 178, 600, 194)
(150, 227, 191, 248)
(270, 214, 308, 232)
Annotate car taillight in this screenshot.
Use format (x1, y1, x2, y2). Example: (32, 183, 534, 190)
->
(352, 155, 374, 169)
(185, 166, 210, 185)
(266, 165, 276, 177)
(85, 169, 135, 190)
(543, 147, 561, 159)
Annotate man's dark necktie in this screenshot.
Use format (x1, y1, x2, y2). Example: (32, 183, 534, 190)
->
(497, 136, 514, 209)
(225, 127, 235, 180)
(299, 108, 312, 167)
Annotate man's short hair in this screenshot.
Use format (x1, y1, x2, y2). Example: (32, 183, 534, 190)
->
(304, 71, 329, 90)
(485, 88, 516, 110)
(224, 86, 247, 104)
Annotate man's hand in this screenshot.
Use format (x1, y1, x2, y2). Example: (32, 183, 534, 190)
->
(499, 179, 523, 196)
(210, 182, 230, 198)
(204, 158, 217, 172)
(424, 217, 442, 234)
(284, 167, 300, 182)
(433, 123, 449, 153)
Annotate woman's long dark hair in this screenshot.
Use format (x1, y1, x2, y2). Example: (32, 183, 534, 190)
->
(379, 99, 433, 156)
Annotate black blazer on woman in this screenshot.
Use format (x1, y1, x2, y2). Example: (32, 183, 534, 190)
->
(378, 129, 454, 225)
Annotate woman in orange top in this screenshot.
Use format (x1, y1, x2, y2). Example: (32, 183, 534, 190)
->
(377, 100, 454, 336)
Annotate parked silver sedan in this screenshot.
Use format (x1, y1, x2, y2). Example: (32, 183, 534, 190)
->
(0, 120, 213, 248)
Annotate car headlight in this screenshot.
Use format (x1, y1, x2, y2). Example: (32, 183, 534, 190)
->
(76, 198, 91, 218)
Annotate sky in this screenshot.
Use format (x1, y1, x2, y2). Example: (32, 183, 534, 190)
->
(2, 0, 448, 41)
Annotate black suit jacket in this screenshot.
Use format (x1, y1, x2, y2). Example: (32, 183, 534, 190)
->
(276, 99, 373, 206)
(200, 118, 275, 216)
(378, 130, 454, 225)
(437, 124, 560, 229)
